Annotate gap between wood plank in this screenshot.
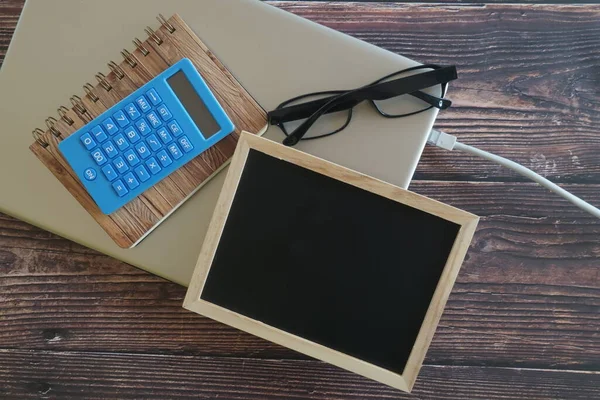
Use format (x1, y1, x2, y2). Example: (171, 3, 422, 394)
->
(0, 348, 598, 375)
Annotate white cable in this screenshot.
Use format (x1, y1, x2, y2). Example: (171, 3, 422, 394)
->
(427, 129, 600, 219)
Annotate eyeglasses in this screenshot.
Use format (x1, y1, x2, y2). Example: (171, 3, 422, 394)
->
(267, 64, 458, 146)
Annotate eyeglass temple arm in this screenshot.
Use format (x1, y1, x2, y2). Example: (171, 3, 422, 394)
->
(282, 67, 457, 146)
(269, 66, 456, 125)
(269, 90, 449, 125)
(269, 96, 357, 124)
(410, 90, 451, 110)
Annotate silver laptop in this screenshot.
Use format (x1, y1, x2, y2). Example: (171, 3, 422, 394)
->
(0, 0, 442, 285)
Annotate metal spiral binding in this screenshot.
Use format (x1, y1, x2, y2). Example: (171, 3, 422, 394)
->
(157, 14, 175, 33)
(45, 117, 61, 137)
(145, 26, 163, 45)
(32, 128, 49, 147)
(83, 83, 99, 102)
(121, 49, 138, 68)
(133, 38, 149, 56)
(108, 61, 125, 80)
(95, 72, 112, 91)
(32, 15, 178, 147)
(70, 95, 88, 117)
(58, 106, 75, 125)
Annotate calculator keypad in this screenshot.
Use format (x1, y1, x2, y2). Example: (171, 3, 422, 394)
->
(78, 98, 192, 198)
(58, 58, 235, 215)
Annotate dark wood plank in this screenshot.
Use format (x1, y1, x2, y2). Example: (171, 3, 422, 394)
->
(270, 2, 600, 183)
(1, 182, 598, 369)
(412, 181, 600, 370)
(0, 0, 23, 66)
(2, 1, 600, 399)
(0, 349, 598, 400)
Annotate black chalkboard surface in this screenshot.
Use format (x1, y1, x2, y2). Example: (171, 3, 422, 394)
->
(184, 133, 478, 392)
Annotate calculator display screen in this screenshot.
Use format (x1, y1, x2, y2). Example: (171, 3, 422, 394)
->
(167, 71, 221, 138)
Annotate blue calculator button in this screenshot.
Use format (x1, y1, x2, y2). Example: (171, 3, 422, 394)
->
(90, 149, 107, 166)
(112, 180, 129, 197)
(123, 172, 140, 190)
(101, 164, 118, 182)
(156, 128, 172, 144)
(156, 150, 173, 167)
(114, 133, 129, 150)
(134, 165, 151, 182)
(113, 156, 129, 174)
(135, 119, 151, 136)
(167, 143, 183, 160)
(125, 103, 141, 120)
(113, 110, 130, 128)
(146, 111, 162, 129)
(80, 133, 96, 150)
(136, 95, 151, 112)
(102, 141, 118, 158)
(124, 126, 141, 143)
(124, 149, 140, 166)
(146, 134, 162, 151)
(83, 168, 97, 181)
(102, 118, 119, 135)
(91, 125, 108, 143)
(135, 142, 151, 159)
(167, 121, 183, 137)
(178, 136, 194, 153)
(146, 88, 162, 106)
(145, 158, 162, 175)
(157, 104, 172, 121)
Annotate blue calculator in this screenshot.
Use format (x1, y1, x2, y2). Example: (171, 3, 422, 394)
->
(59, 58, 235, 214)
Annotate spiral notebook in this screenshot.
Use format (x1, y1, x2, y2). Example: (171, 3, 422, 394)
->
(28, 14, 268, 248)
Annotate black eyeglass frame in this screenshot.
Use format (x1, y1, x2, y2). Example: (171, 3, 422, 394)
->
(268, 64, 457, 146)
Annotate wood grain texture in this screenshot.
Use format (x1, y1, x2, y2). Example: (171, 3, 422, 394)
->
(1, 183, 598, 365)
(271, 2, 600, 184)
(27, 14, 267, 248)
(1, 350, 599, 400)
(1, 1, 600, 399)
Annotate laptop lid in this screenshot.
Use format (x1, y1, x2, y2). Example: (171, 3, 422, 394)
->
(0, 0, 439, 285)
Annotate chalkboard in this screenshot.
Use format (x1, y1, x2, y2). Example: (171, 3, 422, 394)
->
(184, 133, 478, 393)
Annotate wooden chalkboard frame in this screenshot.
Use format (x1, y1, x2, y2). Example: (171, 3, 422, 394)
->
(184, 132, 479, 392)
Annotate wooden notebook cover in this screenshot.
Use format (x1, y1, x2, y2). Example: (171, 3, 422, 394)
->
(29, 14, 267, 248)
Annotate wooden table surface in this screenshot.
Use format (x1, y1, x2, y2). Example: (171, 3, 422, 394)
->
(1, 1, 599, 399)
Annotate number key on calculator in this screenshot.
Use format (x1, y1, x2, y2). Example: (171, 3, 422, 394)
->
(59, 58, 235, 215)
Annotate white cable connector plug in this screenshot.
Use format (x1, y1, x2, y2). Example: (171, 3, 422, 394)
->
(427, 129, 600, 219)
(427, 129, 456, 150)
